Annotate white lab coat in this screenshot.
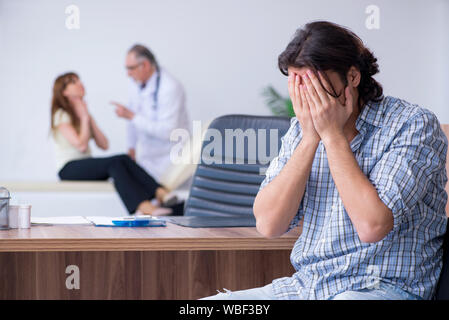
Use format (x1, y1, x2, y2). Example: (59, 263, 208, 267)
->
(127, 67, 191, 181)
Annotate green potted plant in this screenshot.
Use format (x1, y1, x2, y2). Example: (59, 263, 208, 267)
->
(262, 85, 295, 117)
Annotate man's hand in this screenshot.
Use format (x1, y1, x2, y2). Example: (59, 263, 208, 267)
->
(128, 148, 136, 161)
(302, 70, 354, 144)
(288, 71, 320, 143)
(111, 101, 135, 120)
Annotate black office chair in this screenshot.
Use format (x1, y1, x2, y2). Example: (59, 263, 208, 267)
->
(434, 224, 449, 300)
(181, 114, 291, 225)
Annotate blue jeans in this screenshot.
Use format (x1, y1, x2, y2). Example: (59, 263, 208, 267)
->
(200, 282, 423, 300)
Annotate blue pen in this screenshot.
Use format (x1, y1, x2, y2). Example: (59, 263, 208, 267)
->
(111, 216, 166, 227)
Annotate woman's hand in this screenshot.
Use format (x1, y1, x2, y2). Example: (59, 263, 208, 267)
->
(70, 96, 90, 122)
(288, 71, 320, 143)
(58, 96, 92, 153)
(301, 70, 354, 144)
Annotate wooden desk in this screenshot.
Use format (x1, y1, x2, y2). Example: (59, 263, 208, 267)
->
(0, 223, 300, 299)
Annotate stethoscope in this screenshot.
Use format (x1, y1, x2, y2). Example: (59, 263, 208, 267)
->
(152, 65, 161, 110)
(139, 65, 161, 110)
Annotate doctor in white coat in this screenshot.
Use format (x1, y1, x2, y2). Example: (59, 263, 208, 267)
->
(112, 44, 191, 182)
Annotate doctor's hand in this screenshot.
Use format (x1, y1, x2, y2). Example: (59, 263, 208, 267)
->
(111, 101, 135, 120)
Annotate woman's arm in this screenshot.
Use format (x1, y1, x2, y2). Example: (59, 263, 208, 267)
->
(57, 116, 91, 153)
(89, 115, 109, 150)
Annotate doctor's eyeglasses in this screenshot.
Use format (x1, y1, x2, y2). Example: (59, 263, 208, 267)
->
(126, 62, 142, 71)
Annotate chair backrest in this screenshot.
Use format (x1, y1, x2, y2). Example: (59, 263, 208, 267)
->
(183, 114, 291, 217)
(435, 124, 449, 300)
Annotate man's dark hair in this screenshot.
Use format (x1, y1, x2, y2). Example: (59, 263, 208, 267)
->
(128, 44, 159, 70)
(278, 21, 383, 107)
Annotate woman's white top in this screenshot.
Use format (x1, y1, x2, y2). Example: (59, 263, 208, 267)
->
(52, 109, 91, 172)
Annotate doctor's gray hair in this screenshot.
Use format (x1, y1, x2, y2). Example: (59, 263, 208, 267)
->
(128, 44, 159, 69)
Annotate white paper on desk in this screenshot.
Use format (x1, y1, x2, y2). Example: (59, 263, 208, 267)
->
(85, 216, 165, 227)
(85, 216, 116, 226)
(31, 216, 92, 225)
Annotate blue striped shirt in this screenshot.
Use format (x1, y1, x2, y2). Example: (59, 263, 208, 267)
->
(259, 96, 448, 300)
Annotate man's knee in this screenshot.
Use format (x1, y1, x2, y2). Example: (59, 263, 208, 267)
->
(199, 288, 233, 300)
(330, 291, 363, 300)
(329, 289, 387, 300)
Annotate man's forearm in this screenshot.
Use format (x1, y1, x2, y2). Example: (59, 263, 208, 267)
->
(254, 137, 319, 238)
(323, 133, 393, 243)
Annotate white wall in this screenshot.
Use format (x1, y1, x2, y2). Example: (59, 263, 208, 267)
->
(1, 0, 448, 181)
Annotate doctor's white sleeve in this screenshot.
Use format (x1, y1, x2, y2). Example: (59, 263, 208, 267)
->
(127, 122, 138, 150)
(131, 85, 186, 141)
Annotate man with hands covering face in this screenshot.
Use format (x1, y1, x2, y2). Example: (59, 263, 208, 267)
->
(285, 67, 393, 244)
(202, 21, 447, 300)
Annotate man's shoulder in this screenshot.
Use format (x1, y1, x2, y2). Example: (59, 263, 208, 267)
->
(279, 117, 302, 146)
(375, 96, 439, 131)
(283, 117, 300, 134)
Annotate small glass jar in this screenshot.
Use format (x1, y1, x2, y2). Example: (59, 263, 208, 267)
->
(0, 187, 11, 230)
